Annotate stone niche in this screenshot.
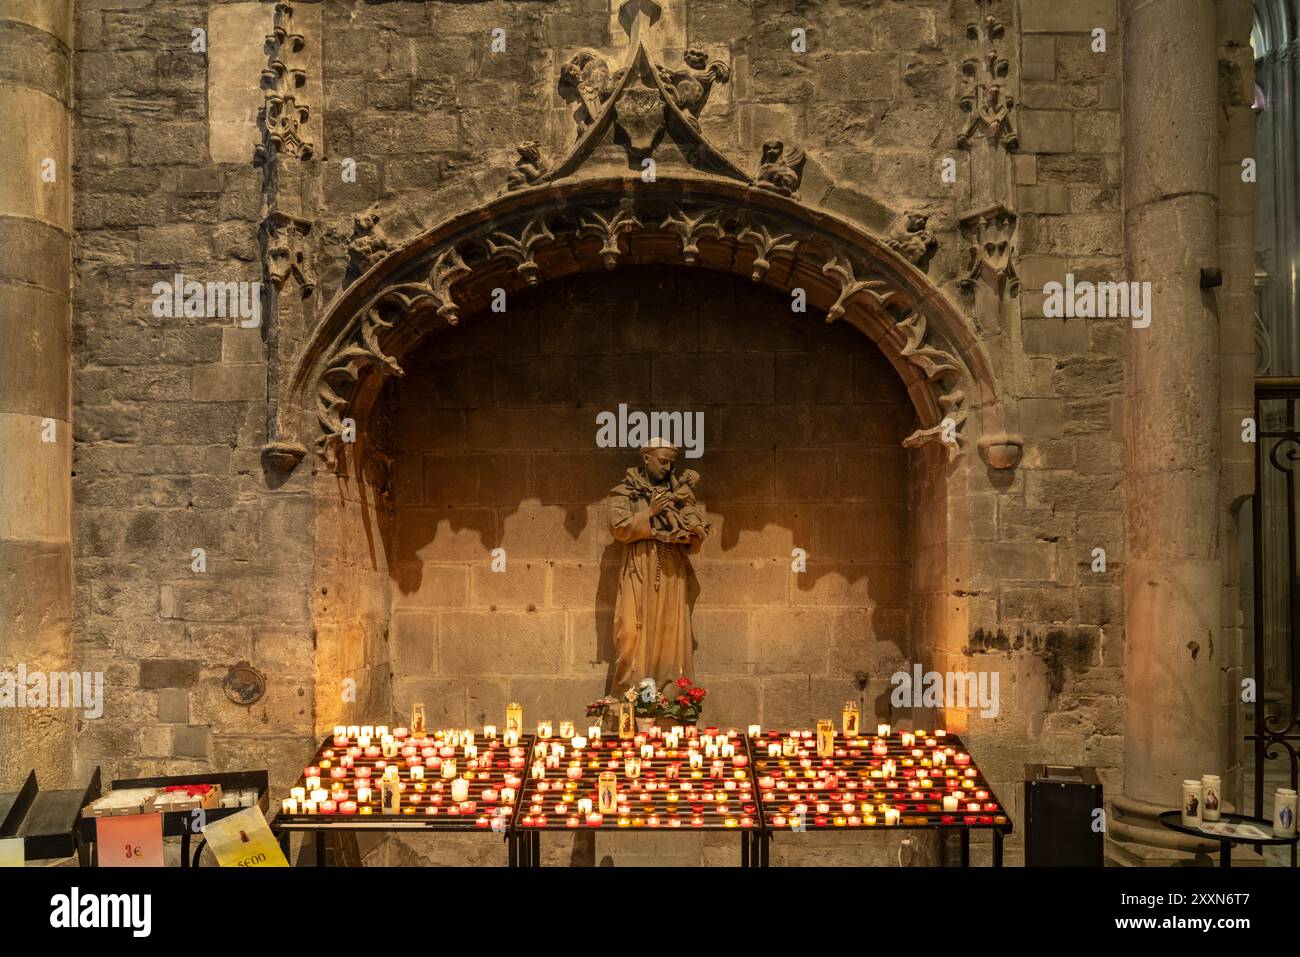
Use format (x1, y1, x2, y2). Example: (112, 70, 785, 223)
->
(315, 261, 956, 866)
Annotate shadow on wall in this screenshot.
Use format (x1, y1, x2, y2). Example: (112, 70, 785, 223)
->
(367, 265, 922, 717)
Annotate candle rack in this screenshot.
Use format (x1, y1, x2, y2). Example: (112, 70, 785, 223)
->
(277, 724, 1013, 867)
(512, 727, 764, 867)
(749, 729, 1013, 866)
(275, 732, 537, 866)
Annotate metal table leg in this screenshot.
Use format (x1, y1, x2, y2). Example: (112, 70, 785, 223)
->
(530, 830, 540, 867)
(315, 829, 327, 867)
(960, 828, 970, 867)
(1220, 839, 1232, 868)
(741, 831, 750, 867)
(762, 833, 770, 867)
(180, 829, 191, 869)
(993, 829, 1004, 867)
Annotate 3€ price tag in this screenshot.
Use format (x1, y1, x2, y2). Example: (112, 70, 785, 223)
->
(97, 813, 164, 867)
(200, 806, 287, 867)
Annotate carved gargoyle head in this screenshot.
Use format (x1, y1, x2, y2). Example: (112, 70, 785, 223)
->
(516, 140, 542, 165)
(906, 211, 930, 233)
(683, 47, 709, 70)
(761, 139, 786, 166)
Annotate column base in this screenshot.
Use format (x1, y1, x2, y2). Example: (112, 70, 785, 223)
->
(1107, 793, 1220, 865)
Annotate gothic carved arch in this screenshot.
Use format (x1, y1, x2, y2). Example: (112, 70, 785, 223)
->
(284, 176, 1004, 472)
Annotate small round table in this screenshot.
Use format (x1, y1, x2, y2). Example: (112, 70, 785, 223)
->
(1158, 811, 1297, 867)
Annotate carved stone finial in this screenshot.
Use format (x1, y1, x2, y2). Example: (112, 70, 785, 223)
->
(753, 140, 806, 198)
(887, 210, 938, 266)
(957, 9, 1017, 152)
(506, 141, 549, 190)
(254, 1, 313, 164)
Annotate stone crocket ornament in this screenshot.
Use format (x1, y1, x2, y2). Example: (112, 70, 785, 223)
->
(607, 437, 709, 694)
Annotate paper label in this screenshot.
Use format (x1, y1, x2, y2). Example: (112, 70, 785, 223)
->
(200, 806, 288, 867)
(97, 813, 165, 867)
(0, 838, 24, 867)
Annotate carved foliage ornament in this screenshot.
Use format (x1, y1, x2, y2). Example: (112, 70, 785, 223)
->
(957, 10, 1018, 150)
(263, 212, 315, 294)
(312, 201, 971, 466)
(255, 1, 313, 163)
(959, 204, 1020, 297)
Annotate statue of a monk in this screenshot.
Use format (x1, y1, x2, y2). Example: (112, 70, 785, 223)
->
(607, 438, 709, 693)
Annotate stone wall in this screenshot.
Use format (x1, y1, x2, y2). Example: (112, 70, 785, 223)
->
(385, 264, 915, 730)
(71, 0, 317, 787)
(51, 0, 1261, 868)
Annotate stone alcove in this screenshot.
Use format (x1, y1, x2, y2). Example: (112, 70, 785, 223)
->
(279, 175, 1007, 742)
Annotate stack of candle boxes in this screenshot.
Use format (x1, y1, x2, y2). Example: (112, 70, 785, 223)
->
(82, 783, 241, 817)
(150, 784, 223, 812)
(81, 788, 160, 817)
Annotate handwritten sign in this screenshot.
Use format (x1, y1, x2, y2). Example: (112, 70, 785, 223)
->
(97, 814, 164, 867)
(200, 806, 287, 867)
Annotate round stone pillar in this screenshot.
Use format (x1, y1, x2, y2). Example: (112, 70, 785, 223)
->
(1112, 0, 1226, 861)
(0, 0, 75, 789)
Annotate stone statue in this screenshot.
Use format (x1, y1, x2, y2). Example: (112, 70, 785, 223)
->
(506, 140, 548, 190)
(658, 48, 731, 126)
(887, 210, 938, 265)
(607, 437, 708, 694)
(754, 140, 805, 198)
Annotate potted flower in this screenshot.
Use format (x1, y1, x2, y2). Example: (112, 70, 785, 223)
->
(630, 678, 661, 731)
(658, 675, 707, 727)
(585, 695, 619, 730)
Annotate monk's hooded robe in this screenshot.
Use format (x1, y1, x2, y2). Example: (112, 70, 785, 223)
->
(607, 466, 708, 693)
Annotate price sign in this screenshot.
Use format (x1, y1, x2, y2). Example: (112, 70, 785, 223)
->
(200, 806, 287, 867)
(96, 814, 164, 867)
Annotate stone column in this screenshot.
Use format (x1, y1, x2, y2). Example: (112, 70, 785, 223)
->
(0, 0, 75, 789)
(1111, 0, 1226, 861)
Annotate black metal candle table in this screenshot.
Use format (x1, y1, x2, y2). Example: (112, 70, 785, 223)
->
(1158, 810, 1298, 867)
(749, 729, 1013, 867)
(274, 733, 535, 866)
(512, 728, 764, 867)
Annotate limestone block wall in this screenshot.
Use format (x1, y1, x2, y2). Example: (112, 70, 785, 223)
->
(52, 0, 1263, 872)
(386, 265, 916, 731)
(946, 0, 1128, 824)
(71, 0, 316, 786)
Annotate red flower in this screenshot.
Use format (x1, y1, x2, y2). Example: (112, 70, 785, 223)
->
(677, 695, 690, 706)
(689, 687, 706, 701)
(675, 676, 692, 689)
